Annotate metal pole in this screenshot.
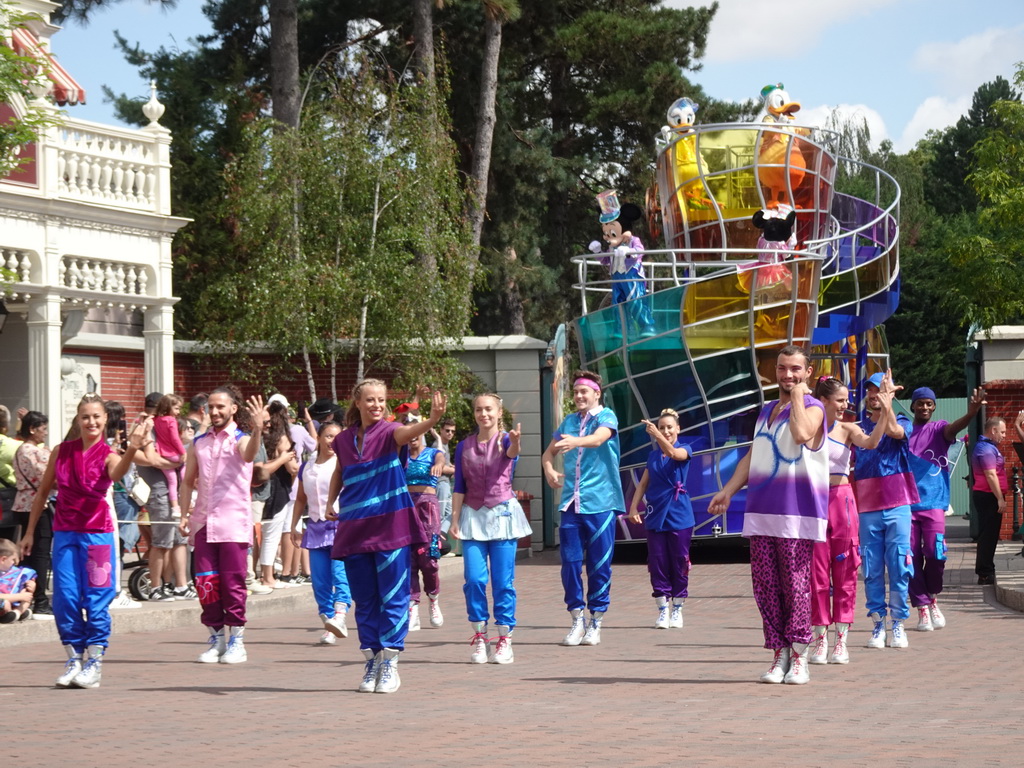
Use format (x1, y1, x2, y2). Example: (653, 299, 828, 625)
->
(1013, 466, 1021, 541)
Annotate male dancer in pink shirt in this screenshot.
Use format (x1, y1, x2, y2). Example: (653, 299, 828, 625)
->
(180, 387, 265, 664)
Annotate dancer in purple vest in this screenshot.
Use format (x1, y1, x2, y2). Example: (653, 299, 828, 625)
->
(326, 380, 447, 694)
(906, 386, 984, 630)
(450, 394, 530, 664)
(20, 394, 151, 688)
(627, 408, 693, 630)
(179, 387, 264, 665)
(709, 346, 829, 685)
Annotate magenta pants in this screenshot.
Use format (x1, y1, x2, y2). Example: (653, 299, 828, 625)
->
(811, 484, 861, 626)
(750, 535, 813, 649)
(193, 525, 249, 628)
(909, 507, 946, 607)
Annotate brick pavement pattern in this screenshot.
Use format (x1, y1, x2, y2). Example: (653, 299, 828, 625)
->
(5, 536, 1024, 767)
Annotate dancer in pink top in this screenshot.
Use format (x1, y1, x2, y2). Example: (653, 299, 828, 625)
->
(179, 386, 265, 665)
(20, 394, 151, 689)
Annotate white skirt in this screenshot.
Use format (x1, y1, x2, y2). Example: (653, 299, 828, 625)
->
(458, 497, 532, 542)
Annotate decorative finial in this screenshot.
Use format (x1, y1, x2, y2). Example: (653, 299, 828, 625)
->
(142, 80, 165, 125)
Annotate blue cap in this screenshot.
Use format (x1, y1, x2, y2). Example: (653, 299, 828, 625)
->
(865, 372, 885, 389)
(911, 386, 936, 405)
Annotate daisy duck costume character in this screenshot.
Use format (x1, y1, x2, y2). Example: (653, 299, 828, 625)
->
(756, 83, 807, 205)
(588, 190, 655, 337)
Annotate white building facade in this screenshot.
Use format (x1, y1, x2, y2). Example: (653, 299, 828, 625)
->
(1, 0, 187, 433)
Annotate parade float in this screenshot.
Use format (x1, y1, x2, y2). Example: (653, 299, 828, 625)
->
(572, 85, 901, 540)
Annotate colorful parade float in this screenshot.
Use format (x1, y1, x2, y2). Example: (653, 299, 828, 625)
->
(572, 85, 901, 541)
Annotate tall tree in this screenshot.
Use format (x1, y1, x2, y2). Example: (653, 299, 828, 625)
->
(269, 0, 300, 129)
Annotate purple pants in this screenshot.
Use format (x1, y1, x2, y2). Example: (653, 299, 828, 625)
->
(750, 535, 813, 649)
(909, 507, 946, 607)
(647, 528, 692, 599)
(409, 543, 440, 603)
(811, 484, 861, 626)
(193, 525, 249, 628)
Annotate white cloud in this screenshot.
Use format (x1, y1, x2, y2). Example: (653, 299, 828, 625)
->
(912, 25, 1024, 93)
(894, 95, 972, 152)
(672, 0, 900, 63)
(799, 103, 890, 148)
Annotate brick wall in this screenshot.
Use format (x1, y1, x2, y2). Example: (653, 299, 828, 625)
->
(976, 380, 1024, 539)
(64, 346, 147, 413)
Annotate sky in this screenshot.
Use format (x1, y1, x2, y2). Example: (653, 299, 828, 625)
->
(44, 0, 1024, 153)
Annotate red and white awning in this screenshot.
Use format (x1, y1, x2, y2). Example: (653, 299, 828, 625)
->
(10, 27, 86, 106)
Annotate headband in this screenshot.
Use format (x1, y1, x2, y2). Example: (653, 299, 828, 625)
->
(575, 377, 602, 393)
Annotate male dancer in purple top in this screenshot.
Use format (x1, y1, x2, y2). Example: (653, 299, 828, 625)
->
(906, 386, 984, 630)
(709, 345, 829, 685)
(973, 417, 1009, 586)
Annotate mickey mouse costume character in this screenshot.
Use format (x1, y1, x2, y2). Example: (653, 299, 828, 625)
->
(588, 190, 655, 337)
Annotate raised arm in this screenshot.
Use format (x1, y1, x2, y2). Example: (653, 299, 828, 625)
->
(106, 415, 153, 483)
(944, 387, 986, 443)
(787, 382, 824, 447)
(240, 395, 266, 463)
(506, 423, 522, 459)
(394, 390, 447, 447)
(642, 419, 689, 461)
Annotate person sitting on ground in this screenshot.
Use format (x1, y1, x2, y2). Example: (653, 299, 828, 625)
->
(0, 537, 36, 622)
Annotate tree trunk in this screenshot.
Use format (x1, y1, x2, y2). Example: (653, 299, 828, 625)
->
(269, 0, 300, 130)
(302, 345, 317, 402)
(501, 247, 525, 334)
(411, 0, 436, 85)
(466, 13, 502, 262)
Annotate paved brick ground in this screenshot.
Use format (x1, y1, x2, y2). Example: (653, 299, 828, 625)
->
(5, 533, 1024, 767)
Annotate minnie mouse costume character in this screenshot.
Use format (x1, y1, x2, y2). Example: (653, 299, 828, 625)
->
(588, 190, 656, 337)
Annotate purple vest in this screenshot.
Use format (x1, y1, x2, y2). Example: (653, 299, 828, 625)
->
(457, 433, 515, 509)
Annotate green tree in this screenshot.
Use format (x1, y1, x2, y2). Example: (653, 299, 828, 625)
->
(208, 51, 473, 398)
(940, 64, 1024, 332)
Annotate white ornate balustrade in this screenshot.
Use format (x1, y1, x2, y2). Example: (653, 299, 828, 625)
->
(56, 126, 160, 211)
(1, 247, 156, 310)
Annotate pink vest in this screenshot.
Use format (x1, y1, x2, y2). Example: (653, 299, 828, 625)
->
(461, 433, 515, 509)
(53, 439, 114, 533)
(189, 422, 254, 544)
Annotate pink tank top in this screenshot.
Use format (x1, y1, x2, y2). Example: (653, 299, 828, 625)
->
(828, 435, 851, 476)
(53, 439, 115, 533)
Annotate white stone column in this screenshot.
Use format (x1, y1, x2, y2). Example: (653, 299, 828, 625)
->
(143, 303, 175, 394)
(26, 293, 63, 441)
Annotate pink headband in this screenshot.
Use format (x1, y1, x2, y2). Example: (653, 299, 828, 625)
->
(575, 377, 601, 393)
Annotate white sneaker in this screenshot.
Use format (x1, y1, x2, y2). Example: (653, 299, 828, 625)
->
(470, 622, 489, 664)
(318, 630, 337, 645)
(562, 609, 586, 646)
(490, 626, 514, 664)
(56, 647, 83, 688)
(916, 606, 934, 632)
(70, 645, 104, 689)
(375, 649, 401, 693)
(809, 627, 829, 665)
(929, 601, 946, 629)
(197, 628, 226, 663)
(889, 620, 909, 649)
(249, 583, 273, 595)
(866, 613, 886, 649)
(830, 623, 850, 664)
(358, 649, 379, 693)
(784, 644, 810, 685)
(322, 611, 348, 639)
(409, 603, 421, 632)
(110, 591, 141, 610)
(428, 595, 444, 627)
(580, 612, 603, 646)
(220, 627, 247, 663)
(654, 603, 670, 630)
(760, 648, 791, 684)
(669, 602, 684, 629)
